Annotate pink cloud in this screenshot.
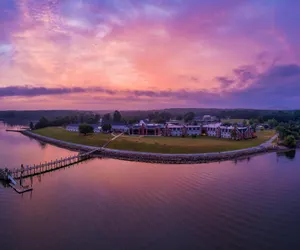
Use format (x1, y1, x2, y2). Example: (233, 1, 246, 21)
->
(0, 0, 299, 109)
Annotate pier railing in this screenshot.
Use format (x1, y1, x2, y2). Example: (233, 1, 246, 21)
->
(7, 149, 99, 179)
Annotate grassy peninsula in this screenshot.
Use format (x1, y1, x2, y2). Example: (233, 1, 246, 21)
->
(33, 127, 275, 154)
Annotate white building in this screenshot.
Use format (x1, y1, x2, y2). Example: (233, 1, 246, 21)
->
(66, 124, 80, 132)
(165, 124, 202, 136)
(185, 125, 202, 136)
(65, 124, 102, 133)
(167, 124, 184, 136)
(219, 126, 234, 139)
(203, 123, 255, 140)
(204, 123, 222, 137)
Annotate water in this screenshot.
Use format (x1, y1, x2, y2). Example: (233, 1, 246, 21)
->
(1, 122, 300, 250)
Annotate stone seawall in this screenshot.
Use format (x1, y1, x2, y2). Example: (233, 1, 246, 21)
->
(21, 131, 281, 164)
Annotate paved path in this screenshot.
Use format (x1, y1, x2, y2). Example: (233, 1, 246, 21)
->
(102, 133, 124, 148)
(260, 134, 278, 148)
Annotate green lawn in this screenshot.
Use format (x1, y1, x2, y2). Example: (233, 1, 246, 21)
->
(32, 127, 275, 154)
(107, 130, 275, 154)
(33, 127, 112, 147)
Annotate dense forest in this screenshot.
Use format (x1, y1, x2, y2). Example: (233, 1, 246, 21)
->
(2, 109, 300, 124)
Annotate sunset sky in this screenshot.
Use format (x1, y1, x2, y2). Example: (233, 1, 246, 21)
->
(0, 0, 299, 110)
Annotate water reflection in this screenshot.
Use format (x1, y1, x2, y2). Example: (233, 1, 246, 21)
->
(37, 140, 47, 149)
(277, 150, 296, 160)
(0, 180, 9, 188)
(3, 123, 300, 249)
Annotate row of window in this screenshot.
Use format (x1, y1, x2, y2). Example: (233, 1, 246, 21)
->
(207, 128, 232, 133)
(170, 127, 201, 131)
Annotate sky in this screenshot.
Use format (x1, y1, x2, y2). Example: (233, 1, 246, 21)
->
(0, 0, 299, 110)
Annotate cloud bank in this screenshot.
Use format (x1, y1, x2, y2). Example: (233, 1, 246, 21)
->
(0, 0, 299, 109)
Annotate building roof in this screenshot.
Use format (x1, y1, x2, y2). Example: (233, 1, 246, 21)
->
(167, 124, 183, 128)
(204, 123, 249, 130)
(130, 120, 164, 129)
(203, 123, 222, 128)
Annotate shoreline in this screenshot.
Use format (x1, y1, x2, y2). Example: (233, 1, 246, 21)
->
(21, 130, 286, 164)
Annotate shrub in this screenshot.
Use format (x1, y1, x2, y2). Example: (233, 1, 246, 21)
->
(79, 124, 94, 135)
(284, 135, 296, 148)
(102, 124, 112, 132)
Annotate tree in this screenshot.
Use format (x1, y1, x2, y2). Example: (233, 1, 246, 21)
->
(34, 117, 49, 129)
(103, 113, 111, 121)
(242, 120, 248, 126)
(113, 110, 122, 122)
(79, 124, 94, 135)
(258, 116, 264, 123)
(294, 110, 300, 121)
(184, 112, 195, 123)
(175, 115, 183, 120)
(102, 124, 112, 132)
(267, 119, 278, 129)
(29, 121, 34, 130)
(284, 135, 296, 148)
(231, 129, 237, 140)
(95, 114, 101, 123)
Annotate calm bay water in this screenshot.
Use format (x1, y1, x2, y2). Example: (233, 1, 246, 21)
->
(1, 122, 300, 250)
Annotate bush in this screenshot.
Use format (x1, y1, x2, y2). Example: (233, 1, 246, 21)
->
(284, 135, 296, 148)
(191, 134, 197, 138)
(102, 124, 112, 132)
(79, 124, 94, 135)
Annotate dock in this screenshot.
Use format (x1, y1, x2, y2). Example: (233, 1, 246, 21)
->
(1, 149, 99, 194)
(9, 149, 98, 179)
(5, 129, 28, 132)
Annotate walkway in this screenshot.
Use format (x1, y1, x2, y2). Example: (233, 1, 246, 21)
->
(260, 134, 278, 148)
(102, 132, 124, 148)
(8, 150, 96, 179)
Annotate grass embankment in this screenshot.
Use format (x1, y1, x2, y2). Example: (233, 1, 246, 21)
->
(33, 127, 112, 147)
(33, 128, 275, 154)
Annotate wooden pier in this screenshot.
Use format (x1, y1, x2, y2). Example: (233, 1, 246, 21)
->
(4, 149, 99, 180)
